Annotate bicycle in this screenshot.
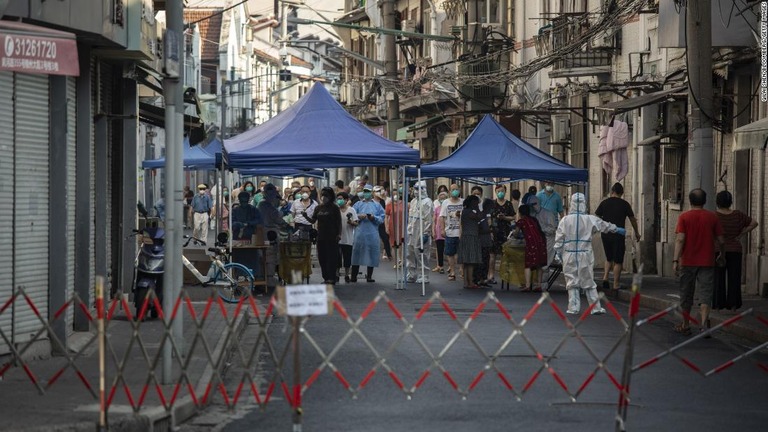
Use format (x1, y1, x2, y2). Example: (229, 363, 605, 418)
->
(182, 234, 256, 303)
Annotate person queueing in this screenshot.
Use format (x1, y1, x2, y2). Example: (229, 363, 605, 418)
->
(554, 193, 626, 315)
(440, 184, 464, 281)
(489, 185, 516, 284)
(231, 192, 262, 244)
(303, 187, 342, 284)
(406, 181, 433, 284)
(374, 186, 392, 261)
(291, 185, 317, 239)
(536, 181, 565, 276)
(512, 204, 548, 292)
(713, 191, 758, 311)
(350, 185, 386, 283)
(385, 189, 405, 269)
(474, 198, 494, 287)
(337, 192, 358, 283)
(432, 191, 448, 273)
(458, 195, 483, 289)
(191, 183, 213, 242)
(258, 185, 289, 287)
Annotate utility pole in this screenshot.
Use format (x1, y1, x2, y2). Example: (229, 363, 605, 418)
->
(163, 0, 184, 384)
(279, 1, 289, 113)
(686, 0, 714, 209)
(381, 0, 400, 137)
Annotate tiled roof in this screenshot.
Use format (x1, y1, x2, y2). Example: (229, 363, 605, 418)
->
(290, 55, 313, 69)
(184, 9, 223, 61)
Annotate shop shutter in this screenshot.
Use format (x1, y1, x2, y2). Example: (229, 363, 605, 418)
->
(99, 62, 114, 294)
(0, 72, 14, 354)
(13, 73, 50, 342)
(66, 76, 77, 332)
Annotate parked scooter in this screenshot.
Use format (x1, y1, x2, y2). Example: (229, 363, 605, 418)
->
(133, 227, 165, 319)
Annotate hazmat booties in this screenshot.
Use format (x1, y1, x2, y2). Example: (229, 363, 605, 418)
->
(553, 193, 626, 315)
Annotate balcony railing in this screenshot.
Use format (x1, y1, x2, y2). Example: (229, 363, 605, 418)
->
(552, 49, 612, 71)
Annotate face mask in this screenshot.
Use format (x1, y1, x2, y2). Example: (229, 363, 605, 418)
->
(309, 181, 315, 187)
(245, 186, 254, 192)
(198, 189, 206, 194)
(295, 193, 301, 200)
(223, 191, 229, 197)
(398, 187, 403, 194)
(393, 195, 399, 201)
(450, 190, 460, 198)
(336, 198, 345, 206)
(496, 192, 505, 199)
(301, 193, 309, 200)
(357, 192, 364, 198)
(363, 192, 373, 200)
(545, 186, 554, 192)
(374, 191, 381, 197)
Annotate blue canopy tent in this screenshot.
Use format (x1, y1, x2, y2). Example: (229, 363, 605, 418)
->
(224, 82, 420, 169)
(406, 115, 588, 183)
(142, 138, 223, 170)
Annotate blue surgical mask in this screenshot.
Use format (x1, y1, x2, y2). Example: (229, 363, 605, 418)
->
(357, 192, 364, 198)
(245, 186, 254, 192)
(363, 192, 373, 200)
(496, 192, 505, 199)
(450, 190, 460, 198)
(295, 193, 301, 200)
(336, 198, 345, 206)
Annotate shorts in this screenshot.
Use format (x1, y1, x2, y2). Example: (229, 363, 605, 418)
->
(445, 237, 460, 256)
(679, 266, 715, 312)
(601, 233, 626, 263)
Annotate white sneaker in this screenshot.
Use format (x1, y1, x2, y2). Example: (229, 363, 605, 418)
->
(406, 277, 417, 283)
(566, 309, 579, 315)
(415, 278, 430, 284)
(591, 308, 606, 315)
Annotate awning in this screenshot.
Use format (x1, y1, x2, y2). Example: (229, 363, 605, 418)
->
(596, 86, 687, 113)
(396, 115, 448, 140)
(0, 21, 79, 76)
(733, 117, 768, 151)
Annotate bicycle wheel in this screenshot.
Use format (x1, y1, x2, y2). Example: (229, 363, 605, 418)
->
(214, 263, 254, 303)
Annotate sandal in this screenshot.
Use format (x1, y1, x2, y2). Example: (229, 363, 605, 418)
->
(447, 274, 456, 281)
(673, 323, 692, 336)
(519, 285, 532, 292)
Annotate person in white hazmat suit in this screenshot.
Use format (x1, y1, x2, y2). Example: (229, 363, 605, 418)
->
(406, 181, 433, 283)
(554, 193, 626, 315)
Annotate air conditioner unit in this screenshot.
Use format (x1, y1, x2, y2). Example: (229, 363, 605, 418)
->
(591, 31, 614, 49)
(339, 82, 349, 103)
(401, 20, 417, 33)
(551, 115, 571, 142)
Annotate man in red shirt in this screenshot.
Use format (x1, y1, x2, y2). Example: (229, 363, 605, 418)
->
(672, 189, 725, 335)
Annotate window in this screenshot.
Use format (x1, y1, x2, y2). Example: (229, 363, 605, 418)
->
(479, 0, 503, 25)
(662, 146, 685, 203)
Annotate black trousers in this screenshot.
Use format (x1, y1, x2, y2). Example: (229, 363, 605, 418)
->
(338, 244, 353, 269)
(379, 224, 392, 258)
(317, 239, 339, 282)
(714, 251, 743, 310)
(350, 265, 374, 281)
(435, 239, 445, 267)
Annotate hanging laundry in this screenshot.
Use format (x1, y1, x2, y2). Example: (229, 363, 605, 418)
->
(598, 124, 612, 177)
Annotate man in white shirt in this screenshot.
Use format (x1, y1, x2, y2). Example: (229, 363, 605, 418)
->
(440, 183, 464, 281)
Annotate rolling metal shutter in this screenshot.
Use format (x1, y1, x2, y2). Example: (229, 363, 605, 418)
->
(0, 72, 14, 354)
(13, 73, 50, 342)
(66, 76, 77, 333)
(99, 62, 114, 294)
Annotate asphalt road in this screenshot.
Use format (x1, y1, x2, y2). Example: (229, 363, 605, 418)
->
(179, 259, 768, 432)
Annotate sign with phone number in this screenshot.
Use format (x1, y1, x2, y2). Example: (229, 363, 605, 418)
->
(1, 32, 79, 76)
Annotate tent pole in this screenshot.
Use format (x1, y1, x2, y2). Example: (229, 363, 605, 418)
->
(418, 166, 426, 297)
(401, 166, 409, 290)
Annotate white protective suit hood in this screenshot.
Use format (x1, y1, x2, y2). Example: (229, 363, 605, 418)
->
(569, 193, 588, 215)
